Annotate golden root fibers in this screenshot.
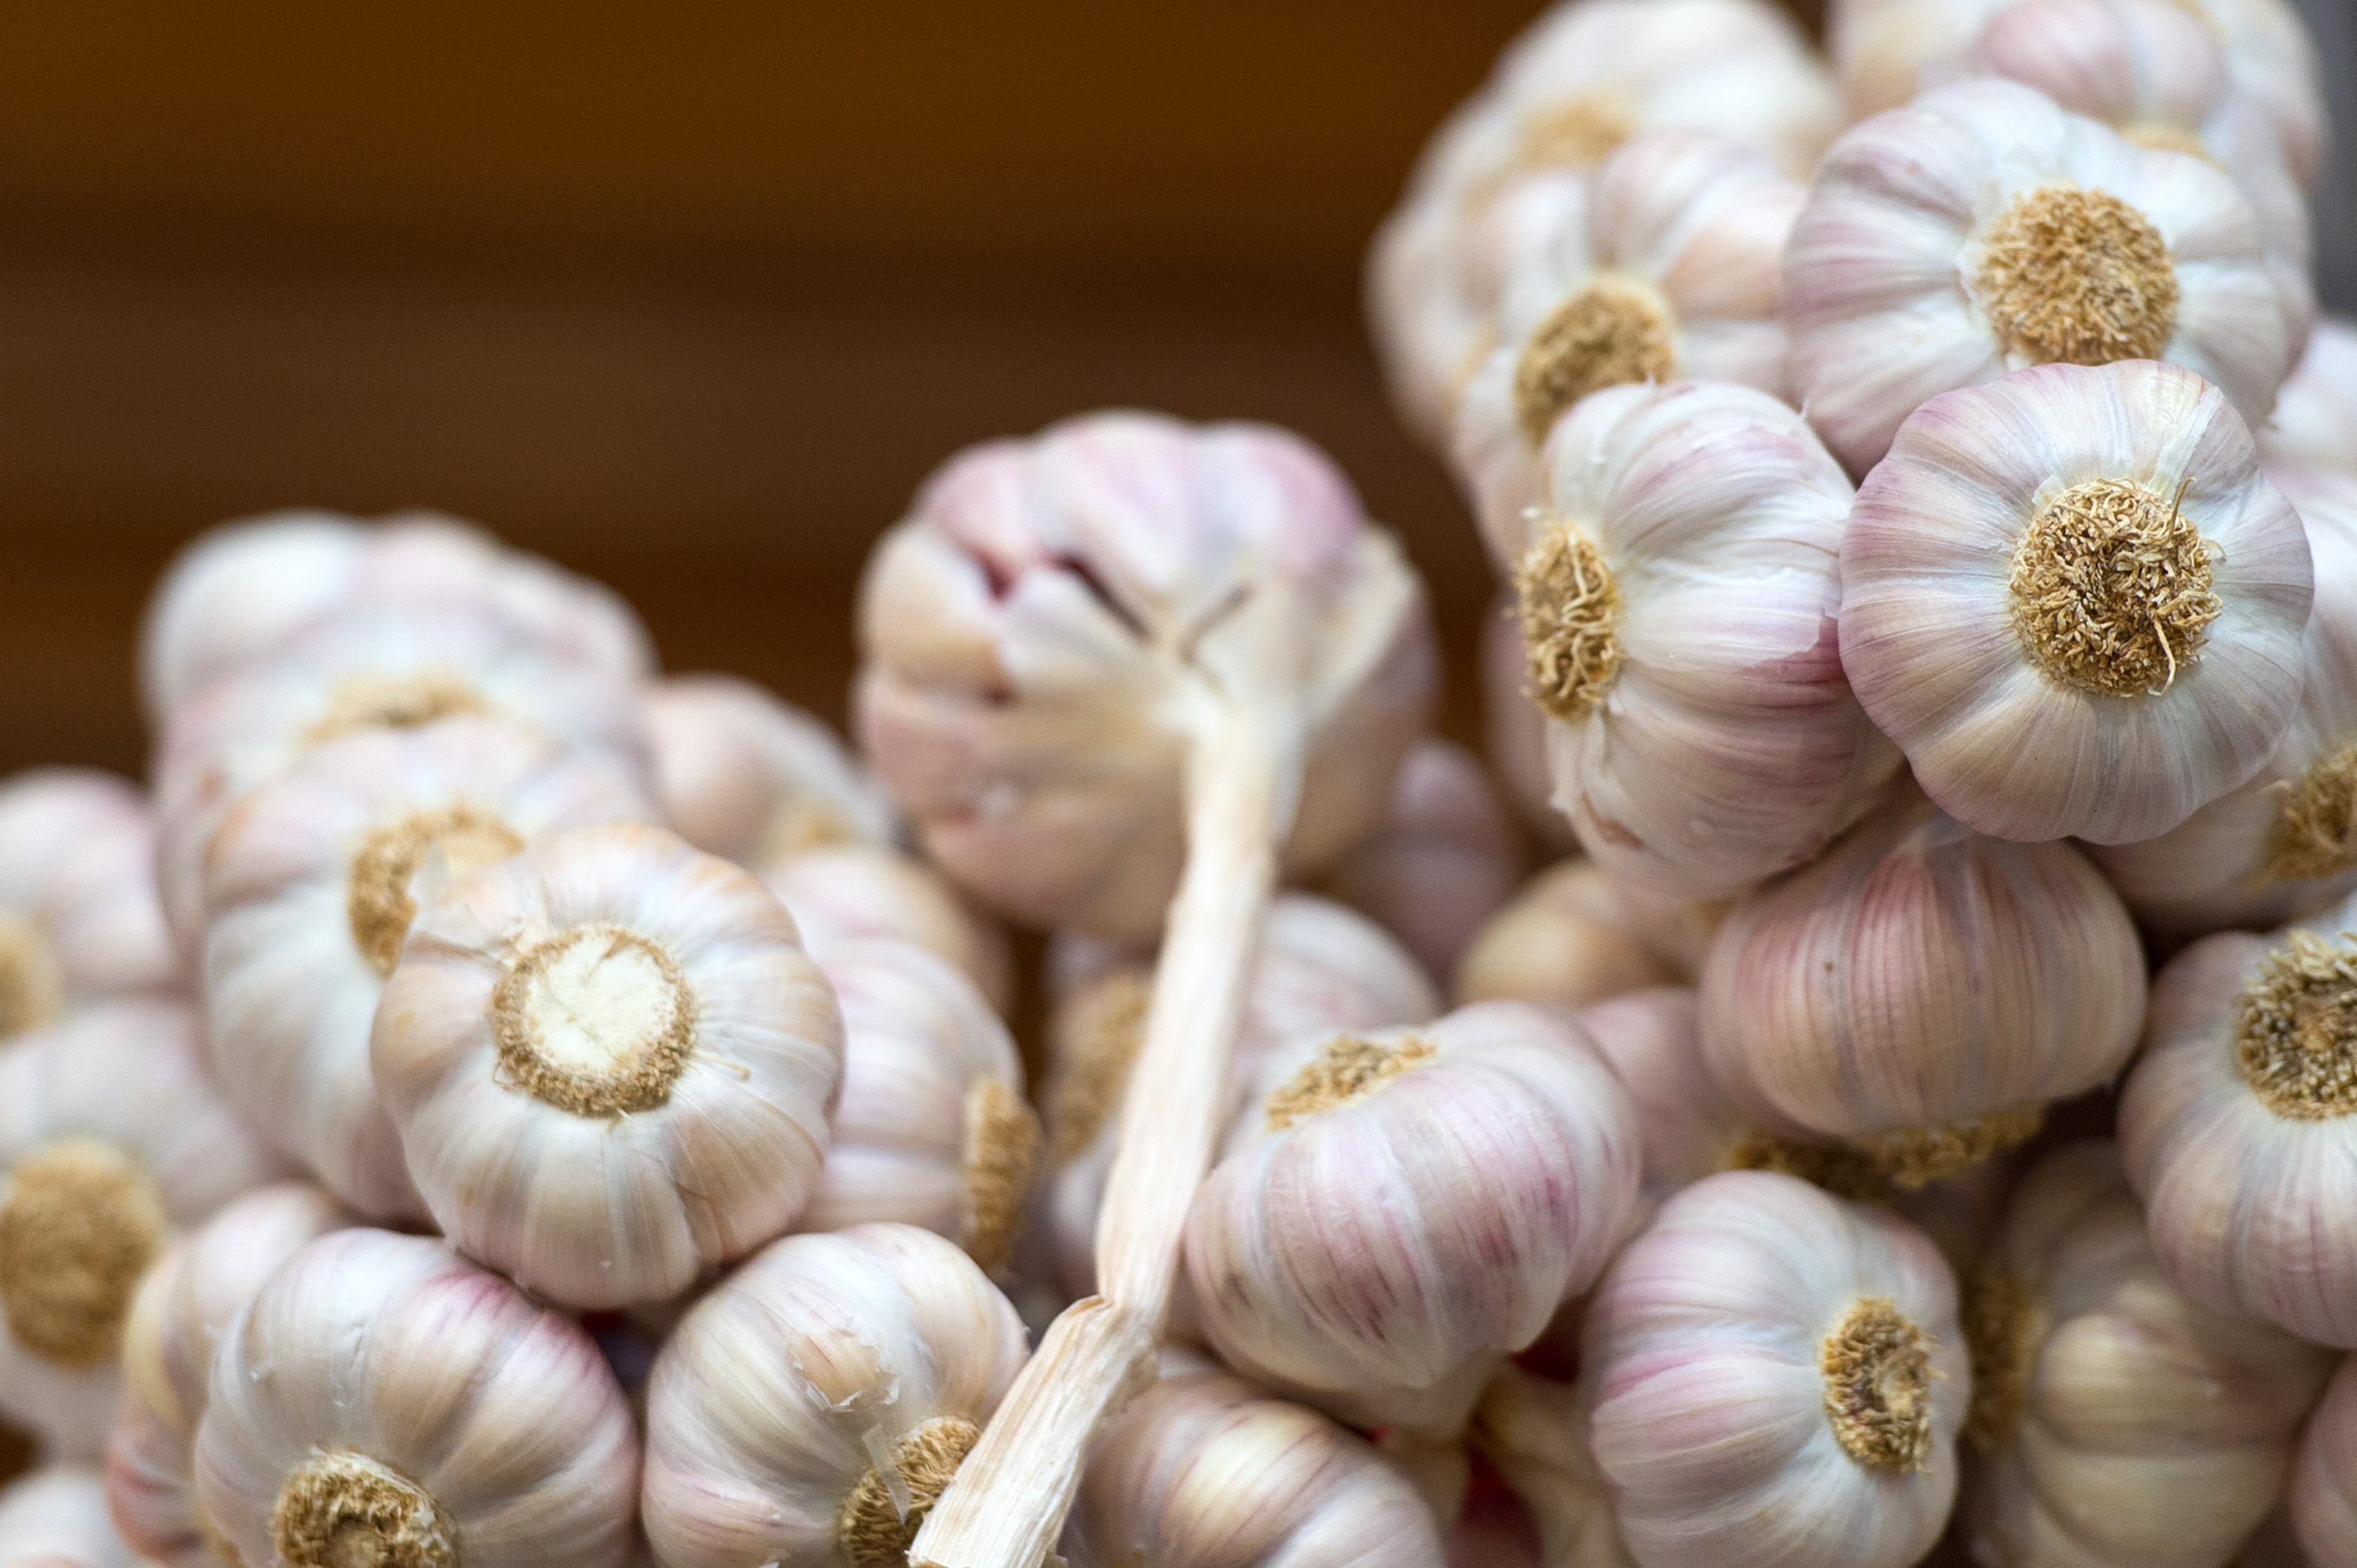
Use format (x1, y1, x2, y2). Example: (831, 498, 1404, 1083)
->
(1265, 1034, 1439, 1131)
(2009, 478, 2220, 697)
(1975, 183, 2179, 368)
(1516, 522, 1626, 724)
(1820, 1296, 1939, 1473)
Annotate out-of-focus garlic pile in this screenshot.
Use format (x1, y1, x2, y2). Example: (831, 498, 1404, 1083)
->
(0, 1, 2349, 1565)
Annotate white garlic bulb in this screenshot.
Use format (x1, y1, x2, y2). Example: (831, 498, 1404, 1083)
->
(0, 771, 178, 1044)
(1184, 1002, 1641, 1437)
(0, 1467, 143, 1568)
(1470, 1366, 1633, 1568)
(640, 1224, 1028, 1568)
(1787, 79, 2297, 477)
(0, 1002, 285, 1460)
(645, 673, 897, 866)
(1584, 1171, 1970, 1568)
(1453, 860, 1695, 1016)
(194, 1227, 641, 1568)
(372, 819, 843, 1307)
(2289, 1357, 2357, 1564)
(1487, 379, 1899, 897)
(1960, 1139, 2333, 1568)
(1063, 1369, 1447, 1568)
(2265, 317, 2357, 478)
(1841, 360, 2313, 844)
(203, 719, 654, 1218)
(761, 842, 1014, 1017)
(797, 938, 1039, 1273)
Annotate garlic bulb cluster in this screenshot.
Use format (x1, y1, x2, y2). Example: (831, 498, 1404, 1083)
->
(761, 841, 1015, 1015)
(1584, 1171, 1970, 1568)
(2267, 317, 2357, 478)
(2289, 1356, 2357, 1564)
(0, 1467, 143, 1568)
(640, 1224, 1027, 1568)
(1454, 859, 1703, 1015)
(645, 672, 899, 866)
(0, 771, 178, 1043)
(194, 1227, 642, 1568)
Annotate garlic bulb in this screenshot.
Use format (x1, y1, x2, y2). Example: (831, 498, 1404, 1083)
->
(2289, 1357, 2357, 1564)
(1470, 1366, 1633, 1568)
(646, 673, 897, 866)
(203, 719, 654, 1218)
(761, 842, 1014, 1016)
(2265, 317, 2357, 478)
(1488, 379, 1899, 897)
(194, 1227, 641, 1568)
(1183, 1002, 1641, 1436)
(1454, 860, 1692, 1015)
(1584, 1171, 1970, 1568)
(372, 819, 843, 1307)
(0, 1468, 142, 1568)
(797, 939, 1039, 1273)
(1960, 1139, 2333, 1568)
(0, 771, 178, 1043)
(0, 1002, 285, 1460)
(1702, 781, 2148, 1186)
(639, 1224, 1028, 1568)
(1840, 360, 2313, 844)
(1786, 79, 2297, 477)
(1062, 1370, 1446, 1568)
(1482, 585, 1579, 855)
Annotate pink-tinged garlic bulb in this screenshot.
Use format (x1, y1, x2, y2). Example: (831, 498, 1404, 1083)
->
(1841, 361, 2312, 844)
(645, 673, 898, 866)
(1584, 1171, 1970, 1568)
(1184, 1002, 1640, 1437)
(1786, 79, 2297, 477)
(640, 1224, 1027, 1568)
(1454, 860, 1700, 1015)
(1482, 587, 1579, 855)
(1703, 782, 2147, 1187)
(2084, 472, 2357, 936)
(0, 1468, 143, 1568)
(797, 940, 1039, 1273)
(0, 1002, 284, 1460)
(1062, 1370, 1446, 1568)
(1490, 379, 1898, 897)
(1959, 1140, 2333, 1568)
(202, 720, 654, 1218)
(0, 771, 178, 1042)
(1471, 1367, 1633, 1568)
(762, 842, 1014, 1017)
(194, 1228, 640, 1568)
(2265, 317, 2357, 478)
(2289, 1357, 2357, 1563)
(1453, 134, 1802, 563)
(372, 820, 842, 1307)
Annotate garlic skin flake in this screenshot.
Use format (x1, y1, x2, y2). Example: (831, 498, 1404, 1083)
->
(646, 673, 898, 867)
(1841, 360, 2312, 844)
(1787, 79, 2296, 477)
(0, 771, 178, 1043)
(640, 1224, 1027, 1568)
(373, 820, 844, 1308)
(2289, 1357, 2357, 1565)
(0, 1467, 145, 1568)
(2265, 317, 2357, 478)
(1584, 1171, 1970, 1568)
(195, 1228, 642, 1568)
(761, 842, 1014, 1017)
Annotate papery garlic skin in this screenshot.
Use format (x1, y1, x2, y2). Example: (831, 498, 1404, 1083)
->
(0, 771, 178, 1042)
(0, 1467, 144, 1568)
(372, 820, 843, 1307)
(1454, 860, 1690, 1015)
(1584, 1171, 1970, 1568)
(1961, 1139, 2333, 1568)
(1841, 361, 2312, 844)
(195, 1228, 641, 1568)
(1184, 1002, 1640, 1437)
(640, 1224, 1027, 1568)
(1787, 79, 2296, 477)
(2289, 1357, 2357, 1564)
(762, 842, 1014, 1016)
(1062, 1370, 1446, 1568)
(646, 674, 898, 866)
(2265, 318, 2357, 478)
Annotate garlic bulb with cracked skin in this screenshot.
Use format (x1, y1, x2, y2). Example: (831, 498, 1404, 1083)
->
(646, 673, 898, 867)
(194, 1227, 641, 1568)
(1583, 1171, 1970, 1568)
(0, 771, 178, 1045)
(0, 1467, 144, 1568)
(1183, 1002, 1640, 1438)
(1453, 861, 1696, 1016)
(2265, 317, 2357, 478)
(1786, 79, 2297, 478)
(1840, 361, 2313, 844)
(2289, 1357, 2357, 1563)
(1962, 1139, 2334, 1568)
(372, 819, 843, 1308)
(761, 841, 1014, 1016)
(640, 1224, 1028, 1568)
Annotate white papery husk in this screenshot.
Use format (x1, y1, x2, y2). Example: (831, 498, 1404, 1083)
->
(644, 672, 899, 866)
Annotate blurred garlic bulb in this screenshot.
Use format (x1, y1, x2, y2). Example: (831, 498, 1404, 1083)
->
(1584, 1171, 1970, 1568)
(1482, 587, 1579, 855)
(1454, 860, 1695, 1015)
(1703, 782, 2147, 1186)
(1184, 1002, 1640, 1436)
(1840, 361, 2312, 844)
(372, 820, 843, 1307)
(645, 673, 897, 866)
(1063, 1369, 1446, 1568)
(2289, 1357, 2357, 1564)
(761, 841, 1014, 1016)
(797, 939, 1039, 1272)
(1787, 79, 2297, 477)
(1960, 1139, 2333, 1568)
(2265, 317, 2357, 478)
(194, 1228, 641, 1568)
(1487, 379, 1898, 897)
(203, 720, 654, 1218)
(640, 1224, 1028, 1568)
(1471, 1367, 1633, 1568)
(0, 1468, 143, 1568)
(0, 771, 177, 1042)
(0, 1002, 284, 1459)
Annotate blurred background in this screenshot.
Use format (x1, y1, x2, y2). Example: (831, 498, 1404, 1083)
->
(0, 1, 2348, 775)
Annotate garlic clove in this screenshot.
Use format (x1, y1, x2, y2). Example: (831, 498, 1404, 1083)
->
(2265, 318, 2357, 478)
(0, 771, 179, 1041)
(0, 1466, 146, 1568)
(761, 841, 1014, 1016)
(1453, 859, 1690, 1015)
(645, 672, 899, 867)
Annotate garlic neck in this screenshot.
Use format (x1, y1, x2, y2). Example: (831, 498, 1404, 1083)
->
(961, 1079, 1042, 1272)
(1512, 277, 1677, 449)
(1973, 181, 2179, 368)
(272, 1449, 457, 1568)
(1959, 1269, 2041, 1455)
(2234, 932, 2357, 1119)
(348, 806, 525, 977)
(838, 1416, 981, 1568)
(2262, 743, 2357, 885)
(2007, 478, 2220, 697)
(1263, 1033, 1437, 1131)
(1516, 519, 1626, 723)
(1854, 1106, 2045, 1188)
(491, 922, 696, 1116)
(0, 1136, 167, 1367)
(1819, 1296, 1937, 1474)
(0, 910, 63, 1042)
(305, 669, 492, 745)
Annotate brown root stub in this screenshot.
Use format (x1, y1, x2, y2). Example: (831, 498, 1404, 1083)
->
(961, 1079, 1043, 1272)
(273, 1449, 458, 1568)
(2262, 744, 2357, 885)
(305, 670, 493, 746)
(2008, 477, 2222, 697)
(1856, 1105, 2046, 1189)
(347, 807, 526, 977)
(0, 1137, 167, 1367)
(838, 1416, 982, 1568)
(1516, 93, 1639, 174)
(0, 910, 63, 1042)
(1516, 522, 1627, 723)
(1820, 1296, 1939, 1473)
(2234, 931, 2357, 1119)
(1045, 969, 1153, 1163)
(1264, 1034, 1438, 1131)
(1512, 279, 1677, 449)
(492, 922, 697, 1117)
(1959, 1269, 2040, 1456)
(1974, 183, 2179, 367)
(1721, 1130, 1894, 1205)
